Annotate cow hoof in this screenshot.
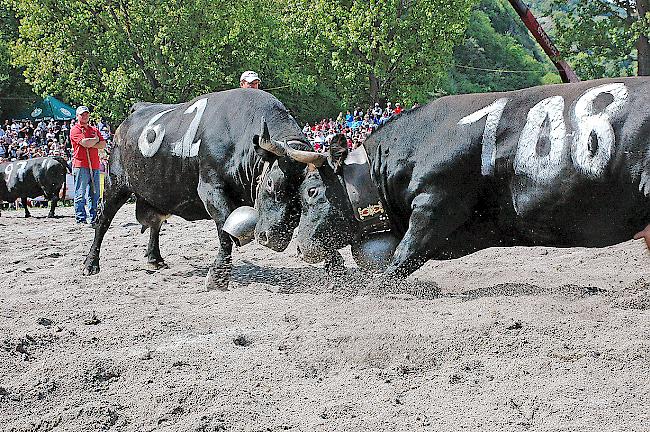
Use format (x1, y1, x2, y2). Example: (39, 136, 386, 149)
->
(147, 260, 168, 270)
(83, 263, 100, 276)
(25, 213, 31, 218)
(47, 213, 56, 218)
(204, 267, 230, 292)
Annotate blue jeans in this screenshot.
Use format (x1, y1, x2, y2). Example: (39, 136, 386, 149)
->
(73, 167, 100, 223)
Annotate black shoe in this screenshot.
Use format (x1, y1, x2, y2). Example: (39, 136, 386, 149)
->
(76, 220, 87, 225)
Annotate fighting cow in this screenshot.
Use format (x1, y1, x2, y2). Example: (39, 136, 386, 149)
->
(277, 77, 650, 278)
(82, 89, 310, 290)
(0, 157, 69, 218)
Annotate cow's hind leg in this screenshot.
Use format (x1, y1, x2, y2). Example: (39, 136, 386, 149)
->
(384, 191, 472, 279)
(21, 197, 31, 218)
(136, 199, 169, 269)
(83, 184, 131, 276)
(198, 181, 234, 291)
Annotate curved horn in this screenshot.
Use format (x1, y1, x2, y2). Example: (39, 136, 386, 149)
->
(256, 117, 286, 156)
(283, 142, 328, 167)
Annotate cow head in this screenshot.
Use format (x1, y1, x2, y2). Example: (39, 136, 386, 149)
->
(276, 134, 359, 263)
(252, 118, 312, 252)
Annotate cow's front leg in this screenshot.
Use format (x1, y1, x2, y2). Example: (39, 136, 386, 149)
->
(324, 251, 345, 276)
(83, 184, 131, 275)
(47, 196, 59, 218)
(198, 182, 233, 291)
(385, 192, 470, 279)
(21, 197, 31, 218)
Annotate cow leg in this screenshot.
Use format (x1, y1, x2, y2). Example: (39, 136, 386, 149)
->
(385, 192, 471, 279)
(198, 182, 233, 291)
(324, 251, 345, 276)
(47, 195, 59, 218)
(135, 199, 169, 269)
(83, 185, 131, 276)
(21, 197, 31, 218)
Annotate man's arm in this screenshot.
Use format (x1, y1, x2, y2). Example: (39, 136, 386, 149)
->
(94, 138, 106, 149)
(80, 136, 100, 148)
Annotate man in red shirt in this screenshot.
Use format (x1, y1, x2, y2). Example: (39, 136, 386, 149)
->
(70, 105, 106, 226)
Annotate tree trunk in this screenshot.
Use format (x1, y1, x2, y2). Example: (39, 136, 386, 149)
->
(638, 0, 650, 75)
(369, 72, 380, 105)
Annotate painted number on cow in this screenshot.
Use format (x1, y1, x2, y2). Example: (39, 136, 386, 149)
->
(458, 82, 628, 180)
(138, 98, 208, 158)
(4, 161, 27, 182)
(458, 98, 509, 176)
(170, 98, 207, 158)
(571, 83, 628, 179)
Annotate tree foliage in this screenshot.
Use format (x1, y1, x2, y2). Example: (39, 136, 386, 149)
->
(282, 0, 474, 110)
(0, 3, 34, 118)
(541, 0, 650, 79)
(4, 0, 568, 123)
(4, 0, 477, 122)
(444, 0, 560, 95)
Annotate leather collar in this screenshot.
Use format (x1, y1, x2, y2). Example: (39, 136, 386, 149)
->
(341, 145, 391, 238)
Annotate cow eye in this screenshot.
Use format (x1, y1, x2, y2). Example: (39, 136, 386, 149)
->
(266, 178, 273, 192)
(307, 187, 318, 198)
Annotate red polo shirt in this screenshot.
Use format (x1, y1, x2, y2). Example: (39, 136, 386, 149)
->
(70, 123, 101, 169)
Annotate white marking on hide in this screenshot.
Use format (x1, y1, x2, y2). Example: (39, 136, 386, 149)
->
(4, 163, 13, 182)
(458, 98, 509, 176)
(16, 161, 27, 181)
(640, 169, 650, 196)
(170, 98, 207, 158)
(138, 108, 175, 157)
(514, 96, 566, 181)
(41, 159, 48, 170)
(571, 82, 628, 179)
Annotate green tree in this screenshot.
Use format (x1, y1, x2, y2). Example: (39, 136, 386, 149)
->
(444, 0, 560, 95)
(6, 0, 294, 122)
(544, 0, 650, 79)
(0, 3, 34, 119)
(282, 0, 475, 111)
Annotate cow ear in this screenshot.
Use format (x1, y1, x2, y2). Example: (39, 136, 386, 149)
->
(328, 134, 348, 174)
(253, 134, 277, 162)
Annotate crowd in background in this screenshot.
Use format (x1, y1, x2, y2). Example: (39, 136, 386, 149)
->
(303, 101, 410, 152)
(0, 118, 112, 166)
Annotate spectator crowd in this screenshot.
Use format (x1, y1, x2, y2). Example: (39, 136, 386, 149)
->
(302, 100, 410, 152)
(0, 118, 112, 166)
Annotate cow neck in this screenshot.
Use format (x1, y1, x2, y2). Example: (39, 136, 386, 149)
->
(341, 145, 391, 238)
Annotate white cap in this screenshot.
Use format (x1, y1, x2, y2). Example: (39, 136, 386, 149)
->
(240, 71, 261, 83)
(76, 105, 90, 116)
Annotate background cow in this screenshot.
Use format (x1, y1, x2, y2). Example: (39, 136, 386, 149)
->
(83, 89, 310, 290)
(0, 157, 69, 218)
(287, 77, 650, 279)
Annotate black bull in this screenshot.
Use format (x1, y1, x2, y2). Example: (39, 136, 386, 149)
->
(0, 157, 69, 218)
(287, 77, 650, 278)
(82, 89, 310, 290)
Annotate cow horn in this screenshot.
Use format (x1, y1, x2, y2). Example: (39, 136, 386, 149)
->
(257, 117, 286, 156)
(283, 141, 328, 167)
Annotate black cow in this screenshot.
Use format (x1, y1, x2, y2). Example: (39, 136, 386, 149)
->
(284, 77, 650, 278)
(82, 89, 310, 290)
(0, 157, 69, 218)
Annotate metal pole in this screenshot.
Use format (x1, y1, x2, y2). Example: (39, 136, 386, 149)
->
(508, 0, 580, 83)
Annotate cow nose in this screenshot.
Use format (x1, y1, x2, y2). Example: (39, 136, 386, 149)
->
(257, 230, 268, 245)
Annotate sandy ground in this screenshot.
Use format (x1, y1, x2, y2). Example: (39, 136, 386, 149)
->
(0, 203, 649, 432)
